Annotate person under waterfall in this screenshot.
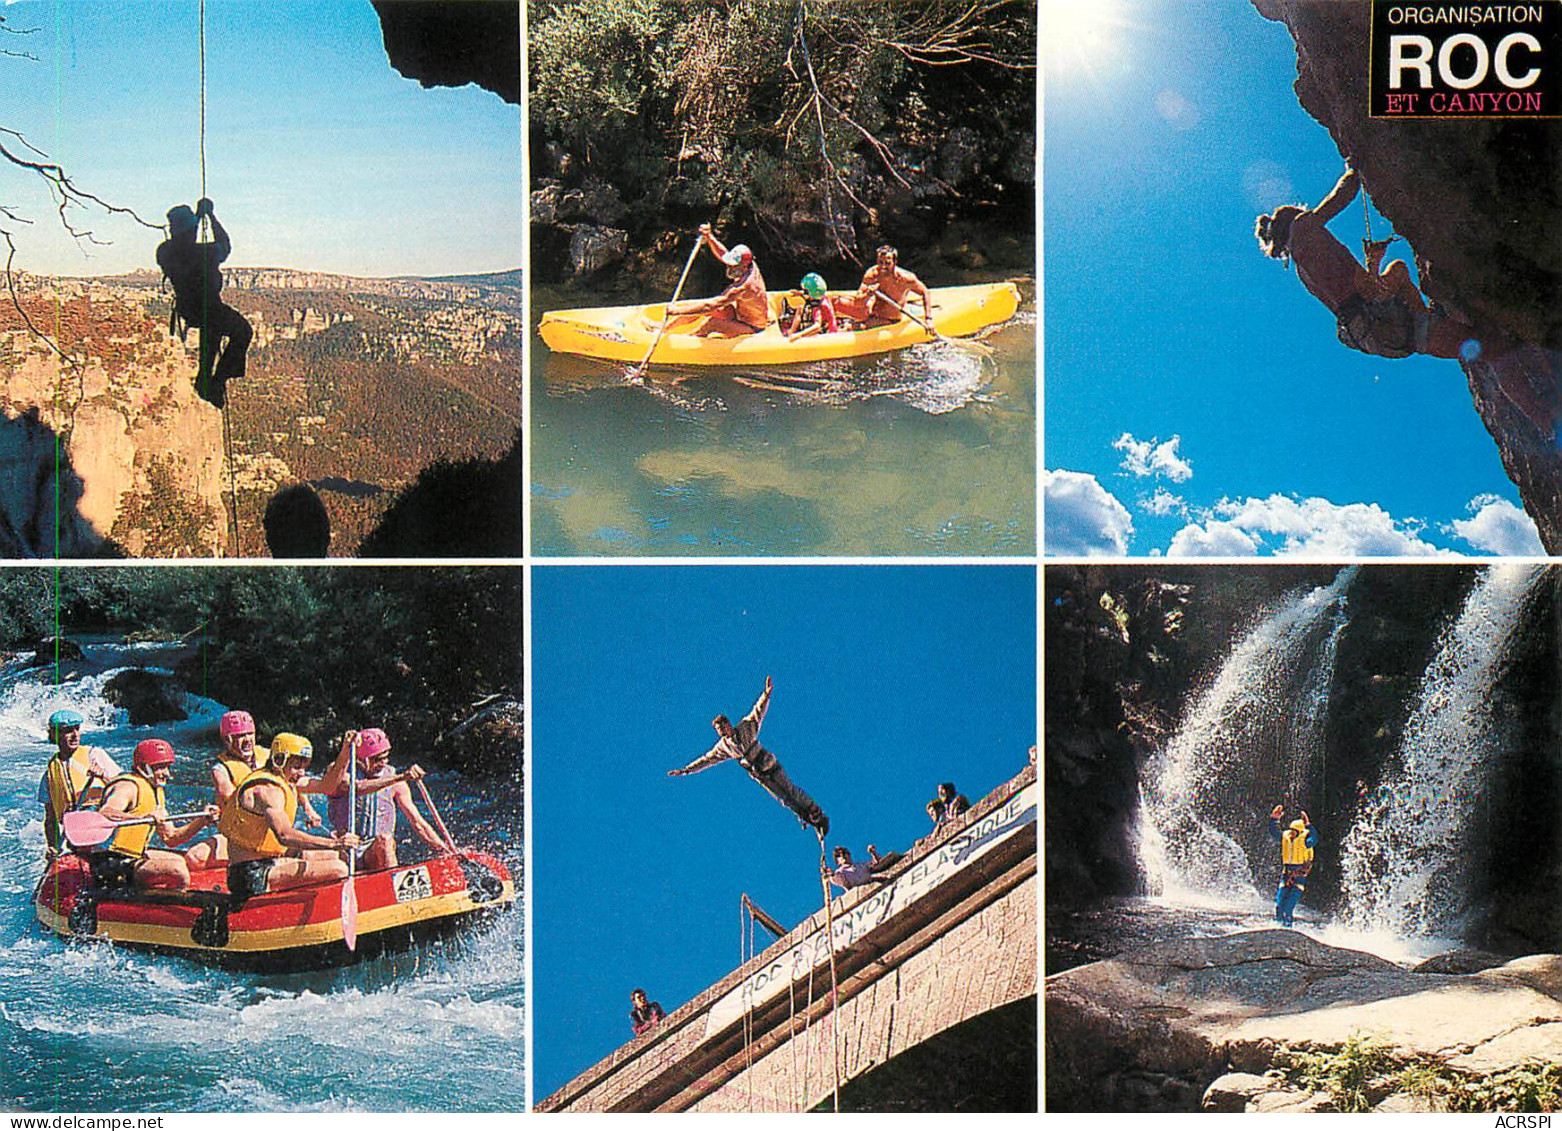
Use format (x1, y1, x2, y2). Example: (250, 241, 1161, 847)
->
(667, 675, 829, 836)
(157, 197, 253, 409)
(1268, 804, 1317, 928)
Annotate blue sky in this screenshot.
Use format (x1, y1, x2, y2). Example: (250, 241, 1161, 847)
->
(2, 0, 518, 277)
(531, 565, 1037, 1099)
(1043, 0, 1542, 558)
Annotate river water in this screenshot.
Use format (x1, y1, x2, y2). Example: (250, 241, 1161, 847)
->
(530, 283, 1036, 556)
(0, 642, 523, 1112)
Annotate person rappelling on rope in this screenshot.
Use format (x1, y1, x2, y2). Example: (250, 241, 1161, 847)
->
(1255, 164, 1482, 363)
(668, 675, 829, 836)
(1268, 803, 1317, 928)
(157, 197, 253, 409)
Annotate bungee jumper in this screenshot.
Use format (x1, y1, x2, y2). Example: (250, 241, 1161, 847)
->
(668, 675, 829, 836)
(1268, 803, 1317, 928)
(156, 197, 253, 409)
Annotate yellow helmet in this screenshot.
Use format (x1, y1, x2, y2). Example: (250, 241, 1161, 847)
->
(269, 732, 313, 769)
(1288, 820, 1308, 834)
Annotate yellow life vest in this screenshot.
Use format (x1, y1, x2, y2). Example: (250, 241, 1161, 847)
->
(213, 746, 271, 836)
(1281, 824, 1314, 866)
(225, 770, 297, 858)
(44, 747, 107, 819)
(100, 772, 165, 860)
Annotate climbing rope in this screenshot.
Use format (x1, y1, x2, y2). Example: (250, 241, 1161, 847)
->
(196, 0, 240, 555)
(815, 828, 842, 1113)
(739, 898, 755, 1111)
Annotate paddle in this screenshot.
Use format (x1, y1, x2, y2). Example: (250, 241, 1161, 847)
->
(341, 735, 359, 952)
(62, 808, 208, 849)
(864, 287, 992, 355)
(626, 234, 705, 382)
(415, 778, 460, 855)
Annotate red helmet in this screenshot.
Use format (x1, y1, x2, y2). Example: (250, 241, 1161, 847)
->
(220, 710, 255, 739)
(133, 738, 176, 770)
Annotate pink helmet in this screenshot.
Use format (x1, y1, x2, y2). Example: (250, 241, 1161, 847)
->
(357, 728, 391, 760)
(219, 710, 255, 739)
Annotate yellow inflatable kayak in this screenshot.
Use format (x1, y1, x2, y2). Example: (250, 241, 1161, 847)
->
(538, 282, 1020, 367)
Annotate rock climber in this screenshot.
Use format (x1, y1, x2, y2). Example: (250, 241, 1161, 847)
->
(156, 197, 253, 409)
(37, 708, 120, 855)
(89, 739, 222, 891)
(1268, 803, 1317, 927)
(667, 224, 770, 337)
(1255, 165, 1482, 362)
(668, 676, 829, 836)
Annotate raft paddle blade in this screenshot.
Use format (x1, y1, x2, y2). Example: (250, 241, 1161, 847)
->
(341, 876, 358, 952)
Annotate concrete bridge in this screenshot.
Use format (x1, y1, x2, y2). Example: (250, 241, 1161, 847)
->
(538, 765, 1037, 1112)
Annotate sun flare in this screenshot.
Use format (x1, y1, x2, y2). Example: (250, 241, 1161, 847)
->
(1041, 0, 1133, 79)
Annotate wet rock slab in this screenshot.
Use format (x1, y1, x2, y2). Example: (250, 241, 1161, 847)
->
(1046, 929, 1562, 1111)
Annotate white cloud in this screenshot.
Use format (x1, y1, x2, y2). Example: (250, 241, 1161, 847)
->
(1167, 494, 1456, 559)
(1044, 469, 1134, 556)
(1446, 495, 1544, 556)
(1113, 433, 1193, 483)
(1139, 487, 1187, 517)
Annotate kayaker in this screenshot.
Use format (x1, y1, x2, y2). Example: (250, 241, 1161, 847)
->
(630, 988, 666, 1036)
(38, 708, 120, 855)
(325, 727, 447, 870)
(834, 245, 933, 329)
(225, 736, 359, 898)
(89, 739, 222, 891)
(783, 273, 839, 340)
(156, 197, 253, 409)
(668, 676, 829, 837)
(667, 223, 770, 337)
(1268, 804, 1318, 927)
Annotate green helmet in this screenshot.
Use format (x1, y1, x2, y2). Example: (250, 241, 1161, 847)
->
(801, 273, 827, 300)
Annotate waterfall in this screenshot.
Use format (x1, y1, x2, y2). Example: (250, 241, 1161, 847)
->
(1337, 563, 1541, 939)
(1137, 569, 1354, 908)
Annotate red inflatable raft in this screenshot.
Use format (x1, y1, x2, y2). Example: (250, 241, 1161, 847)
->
(34, 850, 514, 972)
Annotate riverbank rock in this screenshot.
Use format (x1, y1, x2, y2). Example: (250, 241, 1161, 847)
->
(101, 669, 188, 726)
(1046, 929, 1562, 1111)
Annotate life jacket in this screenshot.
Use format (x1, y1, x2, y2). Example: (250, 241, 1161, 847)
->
(327, 765, 398, 841)
(98, 772, 166, 860)
(213, 746, 271, 836)
(1281, 823, 1314, 866)
(43, 747, 108, 851)
(1336, 292, 1421, 359)
(44, 747, 107, 820)
(225, 770, 297, 858)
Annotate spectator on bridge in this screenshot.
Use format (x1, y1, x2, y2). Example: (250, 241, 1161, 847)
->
(936, 781, 971, 826)
(826, 844, 892, 892)
(925, 797, 945, 830)
(630, 988, 666, 1036)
